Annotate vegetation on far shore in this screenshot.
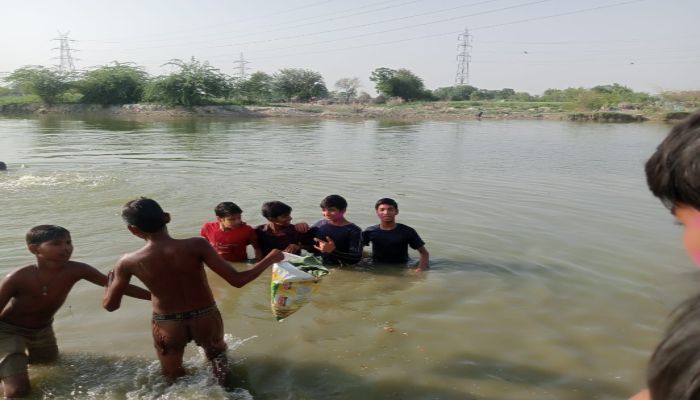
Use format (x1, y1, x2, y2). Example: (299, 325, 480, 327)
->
(1, 58, 698, 122)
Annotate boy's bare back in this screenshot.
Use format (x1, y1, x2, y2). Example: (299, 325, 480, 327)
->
(117, 236, 219, 315)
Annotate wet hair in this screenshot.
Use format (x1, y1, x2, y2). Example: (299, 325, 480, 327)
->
(0, 161, 6, 171)
(375, 198, 398, 210)
(121, 197, 167, 233)
(646, 111, 700, 211)
(647, 292, 700, 400)
(214, 202, 243, 218)
(261, 201, 292, 220)
(26, 225, 70, 245)
(320, 194, 347, 210)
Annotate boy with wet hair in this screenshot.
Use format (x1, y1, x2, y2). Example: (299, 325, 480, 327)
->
(0, 225, 151, 398)
(255, 201, 313, 257)
(362, 198, 429, 272)
(311, 194, 363, 266)
(630, 111, 700, 400)
(200, 201, 261, 262)
(104, 197, 283, 386)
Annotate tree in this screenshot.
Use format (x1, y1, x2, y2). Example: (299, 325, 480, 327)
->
(334, 77, 361, 103)
(78, 62, 148, 105)
(234, 71, 273, 103)
(272, 69, 328, 101)
(5, 66, 73, 105)
(144, 57, 231, 106)
(369, 68, 428, 101)
(433, 85, 478, 101)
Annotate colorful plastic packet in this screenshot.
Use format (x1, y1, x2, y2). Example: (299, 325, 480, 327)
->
(270, 253, 329, 321)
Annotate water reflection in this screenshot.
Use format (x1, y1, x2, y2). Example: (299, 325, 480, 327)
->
(0, 116, 688, 399)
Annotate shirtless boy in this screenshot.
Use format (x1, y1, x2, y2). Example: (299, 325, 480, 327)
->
(0, 225, 151, 398)
(103, 198, 283, 385)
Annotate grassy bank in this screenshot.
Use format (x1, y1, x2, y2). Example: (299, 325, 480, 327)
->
(0, 97, 694, 123)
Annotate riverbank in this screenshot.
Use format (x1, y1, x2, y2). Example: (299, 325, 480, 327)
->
(0, 101, 690, 122)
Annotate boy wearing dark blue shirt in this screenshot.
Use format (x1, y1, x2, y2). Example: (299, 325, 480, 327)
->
(362, 198, 429, 271)
(311, 195, 363, 266)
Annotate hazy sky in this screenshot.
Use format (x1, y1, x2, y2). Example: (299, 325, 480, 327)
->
(1, 0, 698, 95)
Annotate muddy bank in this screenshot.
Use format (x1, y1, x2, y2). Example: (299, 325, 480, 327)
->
(0, 102, 672, 122)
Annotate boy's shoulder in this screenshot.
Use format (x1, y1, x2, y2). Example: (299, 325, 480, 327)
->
(201, 221, 218, 231)
(2, 264, 36, 281)
(121, 237, 208, 260)
(314, 219, 361, 232)
(363, 224, 381, 233)
(395, 223, 417, 232)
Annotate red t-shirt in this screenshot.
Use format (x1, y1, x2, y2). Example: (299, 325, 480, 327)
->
(200, 222, 257, 262)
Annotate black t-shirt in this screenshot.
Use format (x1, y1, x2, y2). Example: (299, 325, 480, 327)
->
(362, 223, 425, 264)
(310, 220, 363, 265)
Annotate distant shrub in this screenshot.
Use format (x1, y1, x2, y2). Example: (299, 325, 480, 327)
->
(78, 63, 147, 105)
(664, 111, 691, 121)
(568, 112, 647, 123)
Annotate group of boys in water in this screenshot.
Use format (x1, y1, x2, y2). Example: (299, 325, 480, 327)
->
(3, 110, 700, 398)
(0, 193, 428, 397)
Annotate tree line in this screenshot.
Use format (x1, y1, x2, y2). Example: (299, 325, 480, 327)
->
(0, 58, 687, 110)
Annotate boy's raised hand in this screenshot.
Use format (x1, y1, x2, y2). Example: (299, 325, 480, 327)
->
(314, 236, 335, 253)
(293, 222, 310, 233)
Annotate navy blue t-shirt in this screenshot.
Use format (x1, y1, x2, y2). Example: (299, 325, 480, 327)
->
(362, 223, 425, 264)
(311, 219, 363, 265)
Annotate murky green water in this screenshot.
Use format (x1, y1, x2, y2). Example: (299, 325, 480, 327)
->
(0, 116, 694, 399)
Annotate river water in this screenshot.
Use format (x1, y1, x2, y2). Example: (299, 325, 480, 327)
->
(0, 116, 694, 400)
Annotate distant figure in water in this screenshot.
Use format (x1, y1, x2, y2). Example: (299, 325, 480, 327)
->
(0, 162, 6, 171)
(476, 111, 483, 119)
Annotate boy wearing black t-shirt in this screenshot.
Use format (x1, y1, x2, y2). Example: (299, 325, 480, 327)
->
(362, 198, 429, 271)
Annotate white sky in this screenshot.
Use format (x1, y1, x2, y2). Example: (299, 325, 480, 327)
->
(1, 0, 698, 95)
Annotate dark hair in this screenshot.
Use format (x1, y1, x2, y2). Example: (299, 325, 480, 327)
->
(0, 161, 6, 171)
(26, 225, 70, 245)
(647, 292, 700, 400)
(375, 197, 398, 210)
(261, 201, 292, 220)
(646, 111, 700, 211)
(215, 202, 243, 217)
(320, 194, 347, 210)
(121, 197, 167, 233)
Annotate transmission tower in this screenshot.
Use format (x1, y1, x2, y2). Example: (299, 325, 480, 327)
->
(52, 31, 78, 72)
(233, 53, 250, 80)
(454, 28, 472, 86)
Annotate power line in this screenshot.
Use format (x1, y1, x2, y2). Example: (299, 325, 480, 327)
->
(97, 0, 515, 52)
(241, 0, 646, 62)
(80, 0, 343, 44)
(72, 0, 647, 72)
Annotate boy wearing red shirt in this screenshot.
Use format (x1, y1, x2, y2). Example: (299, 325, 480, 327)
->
(200, 202, 261, 262)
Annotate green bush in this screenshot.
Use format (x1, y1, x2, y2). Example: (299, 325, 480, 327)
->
(5, 66, 74, 105)
(664, 111, 691, 121)
(78, 63, 147, 105)
(144, 58, 231, 106)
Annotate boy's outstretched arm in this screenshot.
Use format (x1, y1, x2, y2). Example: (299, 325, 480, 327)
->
(416, 246, 429, 271)
(0, 273, 17, 314)
(201, 239, 283, 287)
(629, 389, 650, 400)
(102, 262, 139, 311)
(79, 263, 151, 302)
